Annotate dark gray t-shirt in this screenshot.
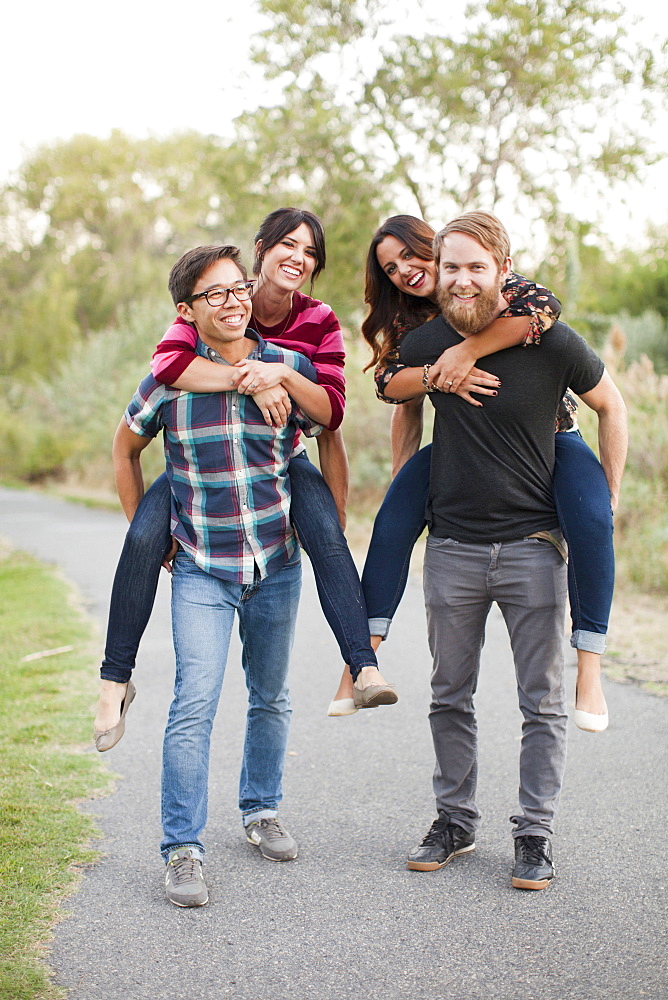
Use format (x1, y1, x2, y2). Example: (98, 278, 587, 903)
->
(400, 316, 605, 542)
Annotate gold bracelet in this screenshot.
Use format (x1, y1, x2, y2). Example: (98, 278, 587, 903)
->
(422, 364, 438, 393)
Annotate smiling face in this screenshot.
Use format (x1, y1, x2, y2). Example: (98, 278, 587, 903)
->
(436, 232, 511, 334)
(176, 258, 252, 352)
(375, 235, 438, 299)
(256, 223, 318, 293)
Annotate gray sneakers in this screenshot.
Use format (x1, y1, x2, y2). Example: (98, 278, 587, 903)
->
(165, 848, 208, 907)
(246, 816, 298, 861)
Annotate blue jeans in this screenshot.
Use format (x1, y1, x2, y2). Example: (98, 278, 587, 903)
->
(553, 431, 614, 654)
(289, 451, 377, 676)
(101, 473, 173, 682)
(101, 455, 377, 684)
(161, 548, 301, 860)
(362, 434, 614, 653)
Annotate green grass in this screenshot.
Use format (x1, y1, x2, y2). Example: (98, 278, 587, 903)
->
(0, 549, 111, 1000)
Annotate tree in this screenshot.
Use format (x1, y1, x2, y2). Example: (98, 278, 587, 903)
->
(252, 0, 666, 227)
(0, 131, 258, 378)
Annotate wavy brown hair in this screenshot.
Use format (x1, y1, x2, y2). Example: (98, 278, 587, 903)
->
(361, 215, 440, 370)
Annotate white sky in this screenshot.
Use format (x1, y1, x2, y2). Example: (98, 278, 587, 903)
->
(2, 0, 667, 248)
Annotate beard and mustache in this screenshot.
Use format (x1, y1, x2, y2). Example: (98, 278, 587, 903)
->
(437, 277, 503, 334)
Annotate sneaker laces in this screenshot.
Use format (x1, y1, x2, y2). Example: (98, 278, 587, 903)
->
(168, 852, 201, 885)
(516, 836, 549, 866)
(419, 816, 451, 847)
(258, 817, 287, 842)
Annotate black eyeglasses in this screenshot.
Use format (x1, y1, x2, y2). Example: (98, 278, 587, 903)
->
(186, 281, 255, 307)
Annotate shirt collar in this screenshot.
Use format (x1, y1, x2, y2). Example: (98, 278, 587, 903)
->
(196, 327, 265, 366)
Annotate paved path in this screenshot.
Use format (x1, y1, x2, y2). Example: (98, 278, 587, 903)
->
(1, 486, 667, 1000)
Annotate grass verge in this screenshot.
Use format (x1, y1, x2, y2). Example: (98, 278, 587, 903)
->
(0, 545, 111, 1000)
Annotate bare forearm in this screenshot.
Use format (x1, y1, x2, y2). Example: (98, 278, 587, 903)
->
(281, 369, 333, 426)
(316, 428, 349, 527)
(169, 356, 234, 392)
(597, 405, 628, 511)
(112, 420, 150, 521)
(579, 371, 628, 511)
(461, 316, 530, 359)
(391, 398, 424, 477)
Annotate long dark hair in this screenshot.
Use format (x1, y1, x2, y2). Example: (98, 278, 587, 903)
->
(253, 207, 326, 293)
(361, 215, 438, 370)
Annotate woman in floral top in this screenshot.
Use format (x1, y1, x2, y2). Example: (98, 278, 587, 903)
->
(329, 216, 613, 734)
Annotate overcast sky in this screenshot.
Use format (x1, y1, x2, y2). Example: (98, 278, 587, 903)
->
(3, 1, 667, 245)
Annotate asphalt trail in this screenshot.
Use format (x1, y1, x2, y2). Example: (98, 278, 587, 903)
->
(1, 486, 666, 1000)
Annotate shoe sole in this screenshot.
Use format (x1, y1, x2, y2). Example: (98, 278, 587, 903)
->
(246, 834, 298, 862)
(167, 893, 209, 907)
(354, 690, 399, 709)
(407, 842, 476, 871)
(511, 876, 553, 890)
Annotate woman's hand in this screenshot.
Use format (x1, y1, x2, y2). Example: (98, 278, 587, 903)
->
(252, 386, 292, 427)
(231, 360, 288, 394)
(426, 341, 480, 393)
(162, 537, 179, 572)
(454, 367, 501, 407)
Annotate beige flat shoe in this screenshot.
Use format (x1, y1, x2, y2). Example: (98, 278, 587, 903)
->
(352, 680, 398, 709)
(94, 680, 136, 752)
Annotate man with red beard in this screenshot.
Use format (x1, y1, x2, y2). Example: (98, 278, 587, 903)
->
(391, 212, 627, 889)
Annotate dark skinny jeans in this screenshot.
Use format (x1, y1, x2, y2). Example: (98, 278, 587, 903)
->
(361, 431, 614, 655)
(101, 451, 378, 683)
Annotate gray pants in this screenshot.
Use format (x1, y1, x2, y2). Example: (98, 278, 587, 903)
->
(423, 534, 568, 838)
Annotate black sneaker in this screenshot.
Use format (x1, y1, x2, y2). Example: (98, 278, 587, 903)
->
(407, 815, 476, 871)
(511, 835, 555, 890)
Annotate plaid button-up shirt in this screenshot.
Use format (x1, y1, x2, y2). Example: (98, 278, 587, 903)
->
(125, 330, 321, 584)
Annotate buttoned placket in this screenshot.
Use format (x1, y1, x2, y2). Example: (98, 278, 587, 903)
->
(206, 345, 265, 585)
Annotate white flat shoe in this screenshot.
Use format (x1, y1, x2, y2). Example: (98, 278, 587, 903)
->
(327, 697, 358, 717)
(573, 707, 609, 733)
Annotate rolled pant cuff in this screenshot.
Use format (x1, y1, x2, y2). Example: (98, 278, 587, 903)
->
(243, 808, 278, 827)
(162, 843, 205, 863)
(570, 629, 607, 654)
(100, 666, 133, 683)
(368, 617, 391, 640)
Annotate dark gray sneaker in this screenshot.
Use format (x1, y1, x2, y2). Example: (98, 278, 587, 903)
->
(407, 815, 476, 871)
(246, 817, 298, 861)
(511, 835, 555, 890)
(165, 848, 208, 907)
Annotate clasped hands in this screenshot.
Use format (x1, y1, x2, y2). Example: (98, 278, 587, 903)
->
(424, 341, 501, 406)
(229, 360, 292, 427)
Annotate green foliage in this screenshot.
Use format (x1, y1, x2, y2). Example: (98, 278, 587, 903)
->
(0, 300, 172, 487)
(0, 551, 111, 999)
(0, 131, 241, 380)
(254, 0, 664, 222)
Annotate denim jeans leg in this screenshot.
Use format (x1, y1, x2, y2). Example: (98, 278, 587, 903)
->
(362, 444, 430, 638)
(101, 472, 172, 682)
(289, 452, 376, 678)
(160, 552, 240, 859)
(236, 550, 301, 821)
(553, 431, 614, 654)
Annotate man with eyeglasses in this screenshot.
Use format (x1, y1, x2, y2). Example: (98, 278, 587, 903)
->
(113, 244, 321, 907)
